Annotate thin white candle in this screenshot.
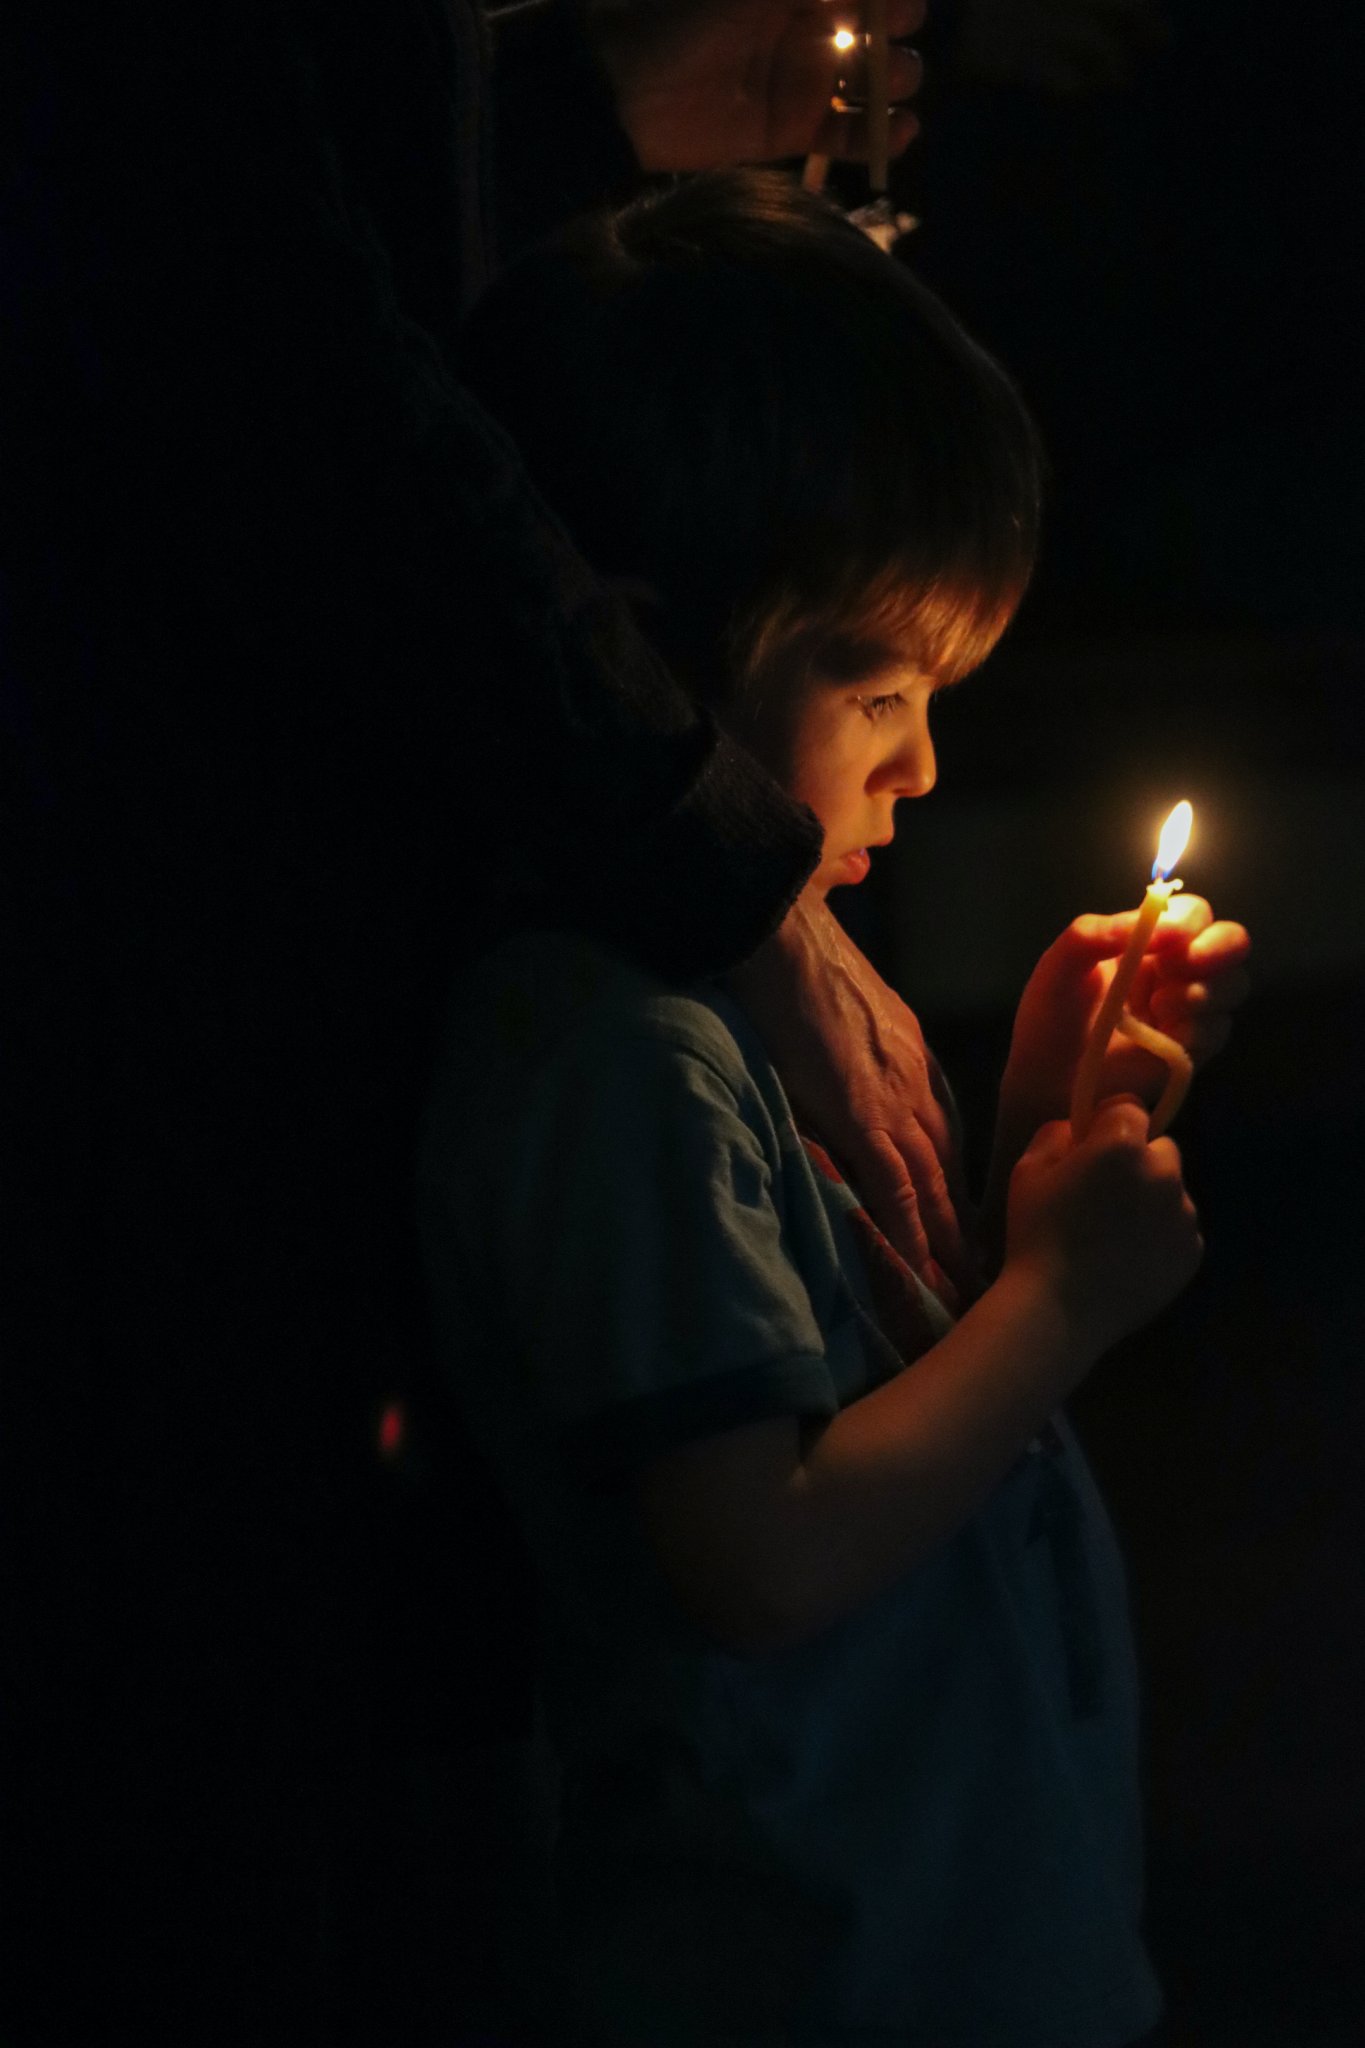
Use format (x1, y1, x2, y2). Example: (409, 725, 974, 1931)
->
(1070, 802, 1195, 1141)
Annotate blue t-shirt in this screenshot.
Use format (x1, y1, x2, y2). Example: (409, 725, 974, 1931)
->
(417, 930, 1163, 2047)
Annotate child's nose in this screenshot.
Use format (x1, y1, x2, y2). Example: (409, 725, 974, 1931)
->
(886, 721, 936, 799)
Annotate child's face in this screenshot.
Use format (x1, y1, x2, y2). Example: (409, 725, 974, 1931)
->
(757, 650, 941, 898)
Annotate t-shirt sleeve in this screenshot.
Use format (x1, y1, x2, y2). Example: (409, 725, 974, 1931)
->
(493, 1017, 840, 1485)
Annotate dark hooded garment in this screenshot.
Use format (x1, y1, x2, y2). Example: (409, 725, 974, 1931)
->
(0, 4, 819, 2039)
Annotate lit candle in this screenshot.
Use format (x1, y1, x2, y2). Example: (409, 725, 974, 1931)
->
(802, 25, 857, 193)
(803, 11, 890, 195)
(1070, 801, 1196, 1143)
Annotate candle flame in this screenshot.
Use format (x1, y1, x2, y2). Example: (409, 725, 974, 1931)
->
(833, 26, 857, 50)
(1152, 800, 1193, 882)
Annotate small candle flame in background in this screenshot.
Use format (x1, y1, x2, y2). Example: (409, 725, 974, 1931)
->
(1153, 799, 1194, 883)
(807, 9, 908, 230)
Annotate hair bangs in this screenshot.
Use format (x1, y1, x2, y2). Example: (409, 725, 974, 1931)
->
(857, 532, 1036, 686)
(733, 486, 1039, 700)
(714, 231, 1043, 696)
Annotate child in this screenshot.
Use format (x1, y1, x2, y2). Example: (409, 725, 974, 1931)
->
(419, 170, 1237, 2045)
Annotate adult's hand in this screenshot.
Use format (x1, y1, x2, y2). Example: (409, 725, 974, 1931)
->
(727, 889, 975, 1301)
(588, 0, 925, 173)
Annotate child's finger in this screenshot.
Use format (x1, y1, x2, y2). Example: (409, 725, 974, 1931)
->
(1066, 910, 1143, 954)
(1016, 911, 1149, 1056)
(1150, 1003, 1238, 1055)
(1154, 917, 1252, 978)
(1149, 980, 1203, 1026)
(1097, 1036, 1171, 1099)
(1150, 966, 1251, 1024)
(1147, 893, 1212, 953)
(1187, 918, 1252, 969)
(1143, 987, 1225, 1034)
(1152, 912, 1248, 972)
(1082, 1094, 1154, 1149)
(1145, 982, 1238, 1067)
(1033, 912, 1144, 996)
(1020, 1117, 1075, 1166)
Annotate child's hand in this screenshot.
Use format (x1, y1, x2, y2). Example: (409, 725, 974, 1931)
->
(1000, 897, 1251, 1142)
(588, 0, 925, 175)
(1005, 1097, 1203, 1361)
(1136, 893, 1252, 1063)
(978, 899, 1248, 1269)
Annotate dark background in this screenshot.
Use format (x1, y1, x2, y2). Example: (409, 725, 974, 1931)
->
(848, 7, 1365, 2040)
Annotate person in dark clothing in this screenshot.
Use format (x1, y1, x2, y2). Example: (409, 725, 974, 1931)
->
(1, 3, 928, 2041)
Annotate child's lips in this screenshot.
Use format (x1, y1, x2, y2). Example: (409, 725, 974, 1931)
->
(833, 832, 893, 885)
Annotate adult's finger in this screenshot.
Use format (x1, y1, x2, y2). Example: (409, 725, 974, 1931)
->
(843, 1125, 933, 1274)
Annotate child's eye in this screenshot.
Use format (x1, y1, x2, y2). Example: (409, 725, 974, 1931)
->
(856, 691, 906, 722)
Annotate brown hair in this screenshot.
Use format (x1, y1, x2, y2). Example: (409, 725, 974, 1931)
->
(461, 168, 1043, 710)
